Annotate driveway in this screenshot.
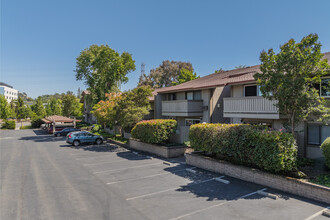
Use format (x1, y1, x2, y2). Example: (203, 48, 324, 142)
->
(0, 130, 329, 220)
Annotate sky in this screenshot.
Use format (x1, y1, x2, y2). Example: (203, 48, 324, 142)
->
(1, 0, 330, 98)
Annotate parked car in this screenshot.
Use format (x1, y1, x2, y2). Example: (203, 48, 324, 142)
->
(48, 125, 74, 134)
(66, 131, 104, 147)
(54, 127, 80, 137)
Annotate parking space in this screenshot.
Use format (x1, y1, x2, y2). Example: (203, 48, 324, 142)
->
(62, 140, 330, 220)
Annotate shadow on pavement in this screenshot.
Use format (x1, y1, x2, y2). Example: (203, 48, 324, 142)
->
(19, 135, 66, 142)
(59, 143, 128, 153)
(33, 129, 49, 136)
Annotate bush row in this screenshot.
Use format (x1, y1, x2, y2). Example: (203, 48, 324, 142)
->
(1, 120, 16, 129)
(131, 119, 177, 144)
(31, 117, 44, 128)
(189, 123, 298, 173)
(321, 137, 330, 169)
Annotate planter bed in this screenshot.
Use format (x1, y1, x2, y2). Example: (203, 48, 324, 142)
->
(129, 139, 186, 158)
(186, 152, 330, 204)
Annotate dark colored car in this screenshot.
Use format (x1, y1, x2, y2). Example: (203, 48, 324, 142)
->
(48, 126, 73, 134)
(54, 127, 80, 137)
(66, 131, 104, 147)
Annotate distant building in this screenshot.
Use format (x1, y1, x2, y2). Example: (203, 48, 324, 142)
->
(0, 82, 18, 103)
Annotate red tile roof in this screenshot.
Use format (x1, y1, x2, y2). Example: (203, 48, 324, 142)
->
(42, 115, 81, 124)
(157, 52, 330, 93)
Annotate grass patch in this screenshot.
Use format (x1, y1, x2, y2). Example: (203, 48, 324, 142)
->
(92, 131, 129, 145)
(310, 174, 330, 187)
(20, 125, 32, 129)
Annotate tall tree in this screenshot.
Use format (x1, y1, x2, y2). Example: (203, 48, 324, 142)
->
(15, 97, 27, 119)
(138, 60, 193, 88)
(254, 34, 330, 136)
(31, 97, 46, 118)
(172, 68, 200, 86)
(46, 97, 62, 116)
(62, 94, 82, 117)
(92, 93, 122, 127)
(0, 95, 12, 119)
(75, 44, 136, 102)
(116, 86, 152, 131)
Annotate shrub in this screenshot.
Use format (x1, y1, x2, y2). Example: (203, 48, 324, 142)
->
(189, 123, 297, 173)
(131, 119, 177, 144)
(2, 120, 16, 129)
(92, 124, 102, 133)
(321, 137, 330, 169)
(31, 117, 44, 128)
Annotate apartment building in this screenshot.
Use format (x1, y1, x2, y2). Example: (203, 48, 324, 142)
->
(153, 52, 330, 159)
(0, 82, 18, 103)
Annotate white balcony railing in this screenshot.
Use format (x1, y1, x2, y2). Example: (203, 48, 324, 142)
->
(162, 100, 203, 117)
(223, 97, 279, 119)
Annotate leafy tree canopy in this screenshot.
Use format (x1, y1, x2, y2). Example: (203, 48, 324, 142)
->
(62, 94, 82, 117)
(116, 86, 152, 131)
(254, 33, 330, 135)
(172, 68, 200, 86)
(0, 95, 12, 119)
(138, 60, 193, 88)
(75, 44, 136, 103)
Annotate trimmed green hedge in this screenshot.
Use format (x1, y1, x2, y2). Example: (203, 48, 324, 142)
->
(131, 119, 177, 144)
(189, 123, 297, 173)
(321, 137, 330, 169)
(31, 117, 44, 128)
(2, 120, 16, 129)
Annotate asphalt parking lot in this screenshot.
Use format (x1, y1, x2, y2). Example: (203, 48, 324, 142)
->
(1, 129, 329, 220)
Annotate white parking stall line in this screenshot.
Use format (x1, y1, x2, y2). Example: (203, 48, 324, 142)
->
(94, 162, 164, 174)
(169, 188, 267, 220)
(304, 207, 330, 220)
(107, 168, 186, 185)
(126, 178, 215, 201)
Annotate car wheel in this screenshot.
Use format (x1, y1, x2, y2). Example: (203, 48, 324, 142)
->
(73, 140, 80, 147)
(95, 138, 102, 145)
(56, 133, 61, 137)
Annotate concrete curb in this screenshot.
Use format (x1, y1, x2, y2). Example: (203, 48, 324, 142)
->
(129, 139, 187, 158)
(185, 152, 330, 204)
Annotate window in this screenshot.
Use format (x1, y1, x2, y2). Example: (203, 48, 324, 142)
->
(244, 85, 264, 97)
(168, 93, 176, 100)
(186, 92, 193, 100)
(185, 119, 201, 127)
(186, 91, 202, 100)
(321, 78, 330, 97)
(308, 124, 330, 145)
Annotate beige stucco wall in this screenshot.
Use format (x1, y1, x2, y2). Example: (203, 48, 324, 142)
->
(210, 85, 231, 123)
(231, 85, 244, 98)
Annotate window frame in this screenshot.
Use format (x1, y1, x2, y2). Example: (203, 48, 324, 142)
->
(185, 118, 201, 127)
(320, 77, 330, 98)
(185, 90, 202, 100)
(307, 124, 330, 146)
(244, 84, 263, 97)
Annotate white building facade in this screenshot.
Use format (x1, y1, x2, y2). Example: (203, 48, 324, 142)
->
(0, 82, 18, 103)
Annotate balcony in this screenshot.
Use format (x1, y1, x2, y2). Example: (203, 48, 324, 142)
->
(223, 97, 280, 119)
(162, 100, 203, 117)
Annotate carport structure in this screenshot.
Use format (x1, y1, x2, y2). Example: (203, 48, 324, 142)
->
(42, 115, 80, 133)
